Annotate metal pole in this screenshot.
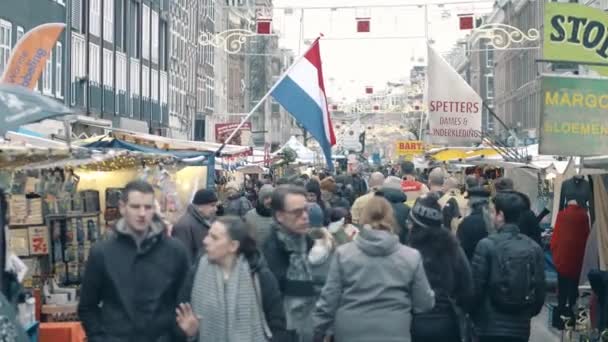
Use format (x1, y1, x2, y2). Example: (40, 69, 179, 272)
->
(100, 0, 105, 119)
(215, 36, 323, 156)
(418, 4, 428, 141)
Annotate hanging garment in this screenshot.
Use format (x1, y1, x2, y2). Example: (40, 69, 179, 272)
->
(551, 204, 590, 280)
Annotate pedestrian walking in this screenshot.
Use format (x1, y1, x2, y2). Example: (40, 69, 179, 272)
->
(381, 176, 411, 243)
(400, 161, 429, 207)
(494, 177, 543, 246)
(172, 189, 218, 261)
(350, 171, 385, 225)
(224, 181, 254, 217)
(320, 177, 350, 210)
(471, 191, 546, 342)
(244, 184, 275, 245)
(79, 180, 190, 342)
(262, 185, 316, 342)
(428, 167, 446, 196)
(457, 187, 493, 261)
(176, 216, 288, 342)
(408, 193, 474, 342)
(305, 179, 328, 223)
(313, 196, 435, 342)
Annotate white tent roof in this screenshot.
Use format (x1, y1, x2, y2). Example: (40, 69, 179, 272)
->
(273, 136, 317, 164)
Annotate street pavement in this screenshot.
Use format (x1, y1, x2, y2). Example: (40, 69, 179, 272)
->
(530, 305, 560, 342)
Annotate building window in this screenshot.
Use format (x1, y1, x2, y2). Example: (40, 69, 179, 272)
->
(151, 10, 159, 63)
(56, 43, 63, 97)
(142, 65, 149, 98)
(116, 53, 126, 92)
(130, 58, 140, 96)
(486, 48, 494, 68)
(103, 49, 113, 88)
(42, 50, 53, 95)
(485, 75, 494, 99)
(90, 0, 101, 36)
(0, 20, 11, 77)
(160, 71, 167, 104)
(151, 69, 158, 101)
(131, 1, 140, 58)
(72, 34, 85, 79)
(103, 0, 114, 42)
(89, 43, 100, 84)
(210, 0, 215, 22)
(142, 4, 150, 60)
(16, 26, 24, 42)
(205, 76, 214, 110)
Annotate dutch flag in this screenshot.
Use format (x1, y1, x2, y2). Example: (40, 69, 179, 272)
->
(271, 38, 336, 170)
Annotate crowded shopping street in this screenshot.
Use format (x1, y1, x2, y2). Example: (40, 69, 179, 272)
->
(0, 0, 607, 341)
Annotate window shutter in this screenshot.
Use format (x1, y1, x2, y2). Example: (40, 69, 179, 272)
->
(72, 0, 82, 31)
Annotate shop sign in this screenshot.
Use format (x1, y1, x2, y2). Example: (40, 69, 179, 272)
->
(544, 3, 608, 76)
(427, 45, 482, 145)
(215, 122, 252, 146)
(540, 75, 608, 156)
(396, 140, 424, 156)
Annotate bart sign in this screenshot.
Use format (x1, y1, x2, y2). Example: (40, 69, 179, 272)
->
(540, 75, 608, 156)
(544, 2, 608, 75)
(396, 140, 424, 156)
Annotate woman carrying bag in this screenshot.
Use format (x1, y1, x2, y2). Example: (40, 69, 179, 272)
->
(176, 216, 288, 342)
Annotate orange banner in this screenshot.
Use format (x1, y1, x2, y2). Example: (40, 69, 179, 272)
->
(0, 23, 65, 89)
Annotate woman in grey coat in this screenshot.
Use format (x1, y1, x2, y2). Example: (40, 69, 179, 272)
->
(312, 196, 435, 342)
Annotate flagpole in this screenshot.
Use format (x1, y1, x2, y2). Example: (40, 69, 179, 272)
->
(215, 35, 324, 157)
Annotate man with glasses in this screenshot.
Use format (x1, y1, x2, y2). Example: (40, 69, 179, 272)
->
(262, 185, 315, 342)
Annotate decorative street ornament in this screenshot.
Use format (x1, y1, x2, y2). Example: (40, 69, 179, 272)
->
(458, 14, 474, 30)
(471, 23, 540, 49)
(356, 17, 371, 33)
(365, 86, 373, 94)
(198, 4, 272, 54)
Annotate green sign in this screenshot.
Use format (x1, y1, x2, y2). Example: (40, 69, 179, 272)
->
(540, 75, 608, 156)
(544, 2, 608, 75)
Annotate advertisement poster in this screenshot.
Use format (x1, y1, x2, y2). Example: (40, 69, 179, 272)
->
(540, 75, 608, 156)
(544, 2, 608, 76)
(427, 45, 482, 145)
(215, 122, 252, 145)
(395, 140, 425, 156)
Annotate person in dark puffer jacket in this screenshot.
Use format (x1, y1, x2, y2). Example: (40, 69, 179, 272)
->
(409, 193, 474, 342)
(380, 176, 410, 244)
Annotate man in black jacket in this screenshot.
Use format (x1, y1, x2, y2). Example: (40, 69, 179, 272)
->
(172, 189, 218, 261)
(262, 185, 315, 342)
(78, 180, 190, 342)
(471, 191, 546, 342)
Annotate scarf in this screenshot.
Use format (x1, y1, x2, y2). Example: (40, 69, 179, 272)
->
(255, 202, 272, 217)
(191, 255, 267, 342)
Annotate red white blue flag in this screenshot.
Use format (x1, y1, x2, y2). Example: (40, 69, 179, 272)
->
(271, 38, 336, 169)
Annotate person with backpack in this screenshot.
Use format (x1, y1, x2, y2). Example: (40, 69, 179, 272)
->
(471, 191, 546, 342)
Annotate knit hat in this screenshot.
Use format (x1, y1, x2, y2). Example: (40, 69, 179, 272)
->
(401, 161, 415, 175)
(465, 186, 491, 199)
(409, 193, 443, 228)
(308, 203, 325, 228)
(494, 177, 514, 192)
(382, 176, 402, 191)
(320, 177, 336, 193)
(258, 184, 274, 202)
(192, 189, 218, 205)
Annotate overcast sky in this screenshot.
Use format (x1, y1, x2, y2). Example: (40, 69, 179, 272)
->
(272, 0, 494, 102)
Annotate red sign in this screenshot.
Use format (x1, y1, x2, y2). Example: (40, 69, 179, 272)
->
(365, 86, 373, 94)
(215, 122, 252, 145)
(257, 20, 272, 34)
(459, 15, 474, 30)
(357, 18, 371, 33)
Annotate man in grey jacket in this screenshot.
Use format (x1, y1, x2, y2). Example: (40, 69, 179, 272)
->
(171, 189, 217, 261)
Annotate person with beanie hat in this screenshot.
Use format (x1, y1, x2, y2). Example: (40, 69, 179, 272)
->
(408, 193, 474, 342)
(307, 203, 336, 296)
(305, 179, 328, 223)
(457, 186, 493, 261)
(380, 176, 411, 244)
(244, 184, 275, 245)
(172, 189, 218, 261)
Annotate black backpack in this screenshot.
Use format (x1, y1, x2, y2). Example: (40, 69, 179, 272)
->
(488, 233, 539, 314)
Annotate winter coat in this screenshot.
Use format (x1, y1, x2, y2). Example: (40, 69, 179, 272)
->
(518, 209, 542, 246)
(78, 219, 190, 342)
(244, 204, 274, 245)
(328, 193, 351, 210)
(380, 188, 410, 243)
(351, 191, 374, 225)
(551, 204, 590, 280)
(172, 205, 211, 261)
(470, 224, 546, 340)
(261, 221, 316, 298)
(313, 227, 435, 342)
(178, 250, 289, 342)
(224, 193, 253, 217)
(410, 230, 474, 341)
(457, 208, 490, 261)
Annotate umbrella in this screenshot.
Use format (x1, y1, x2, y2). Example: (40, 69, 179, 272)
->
(0, 83, 73, 135)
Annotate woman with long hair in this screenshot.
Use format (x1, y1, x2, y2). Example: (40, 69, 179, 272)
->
(457, 187, 493, 261)
(176, 216, 287, 342)
(313, 195, 435, 342)
(408, 193, 474, 342)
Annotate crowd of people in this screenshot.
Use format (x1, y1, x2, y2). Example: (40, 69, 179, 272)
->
(77, 161, 547, 342)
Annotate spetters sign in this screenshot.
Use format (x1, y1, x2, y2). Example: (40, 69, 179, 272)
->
(544, 2, 608, 75)
(540, 75, 608, 156)
(396, 140, 424, 156)
(427, 45, 482, 145)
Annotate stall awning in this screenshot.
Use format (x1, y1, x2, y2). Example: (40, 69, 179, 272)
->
(81, 128, 251, 157)
(83, 137, 213, 159)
